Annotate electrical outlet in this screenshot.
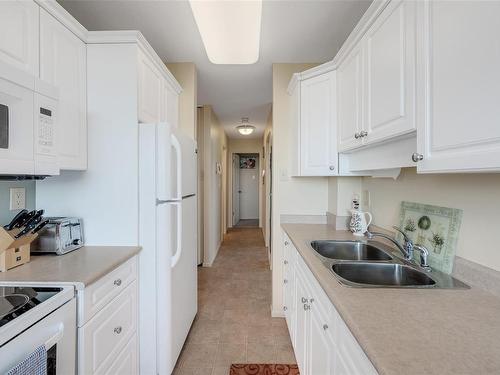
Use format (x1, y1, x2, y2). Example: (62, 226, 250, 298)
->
(10, 187, 26, 210)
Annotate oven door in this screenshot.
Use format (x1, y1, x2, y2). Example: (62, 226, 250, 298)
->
(0, 298, 76, 375)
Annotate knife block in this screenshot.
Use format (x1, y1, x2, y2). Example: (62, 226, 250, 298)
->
(0, 226, 37, 272)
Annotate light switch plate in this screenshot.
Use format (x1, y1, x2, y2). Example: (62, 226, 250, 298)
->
(10, 187, 26, 210)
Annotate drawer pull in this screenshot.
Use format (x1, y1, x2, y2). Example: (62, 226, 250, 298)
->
(303, 304, 310, 311)
(323, 324, 329, 330)
(114, 326, 122, 334)
(283, 279, 288, 284)
(114, 279, 122, 286)
(284, 260, 288, 265)
(283, 306, 287, 311)
(301, 297, 308, 303)
(284, 241, 289, 246)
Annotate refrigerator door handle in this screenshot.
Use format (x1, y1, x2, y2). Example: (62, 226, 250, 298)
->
(171, 133, 183, 200)
(156, 198, 181, 205)
(171, 201, 183, 268)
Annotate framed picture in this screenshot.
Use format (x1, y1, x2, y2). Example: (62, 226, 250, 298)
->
(398, 201, 462, 274)
(239, 156, 256, 169)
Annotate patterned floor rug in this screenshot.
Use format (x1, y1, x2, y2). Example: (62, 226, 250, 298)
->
(229, 364, 300, 375)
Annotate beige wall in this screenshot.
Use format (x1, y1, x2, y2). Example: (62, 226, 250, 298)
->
(271, 63, 324, 316)
(166, 63, 197, 139)
(359, 168, 500, 272)
(200, 105, 227, 266)
(227, 138, 263, 227)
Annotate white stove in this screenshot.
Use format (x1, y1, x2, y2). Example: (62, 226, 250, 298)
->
(0, 285, 76, 374)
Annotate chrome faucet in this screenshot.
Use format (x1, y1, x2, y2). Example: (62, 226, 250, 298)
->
(365, 226, 431, 271)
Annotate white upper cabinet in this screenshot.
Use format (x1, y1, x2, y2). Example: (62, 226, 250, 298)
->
(288, 69, 338, 176)
(338, 0, 416, 152)
(138, 51, 163, 124)
(40, 9, 87, 170)
(0, 1, 39, 76)
(363, 0, 416, 145)
(415, 0, 500, 173)
(337, 45, 363, 152)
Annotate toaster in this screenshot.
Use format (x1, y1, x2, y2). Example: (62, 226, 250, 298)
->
(31, 217, 84, 255)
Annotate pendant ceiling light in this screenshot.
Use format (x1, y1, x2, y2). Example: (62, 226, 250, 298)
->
(236, 118, 255, 136)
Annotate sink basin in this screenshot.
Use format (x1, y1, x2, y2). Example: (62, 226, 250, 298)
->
(331, 262, 436, 287)
(310, 240, 392, 261)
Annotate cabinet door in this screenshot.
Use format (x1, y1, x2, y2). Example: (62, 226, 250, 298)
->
(294, 267, 309, 373)
(364, 0, 416, 145)
(416, 1, 500, 173)
(299, 72, 337, 176)
(0, 0, 38, 76)
(283, 238, 296, 345)
(138, 52, 162, 124)
(337, 45, 363, 152)
(309, 302, 335, 375)
(40, 9, 87, 170)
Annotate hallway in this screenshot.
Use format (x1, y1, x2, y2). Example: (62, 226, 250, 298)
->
(174, 228, 296, 374)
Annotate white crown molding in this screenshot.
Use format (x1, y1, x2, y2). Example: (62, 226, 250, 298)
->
(87, 31, 182, 94)
(287, 60, 336, 95)
(35, 1, 182, 94)
(332, 0, 391, 67)
(35, 0, 88, 42)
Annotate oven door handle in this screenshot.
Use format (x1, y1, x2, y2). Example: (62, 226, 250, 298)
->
(45, 323, 64, 349)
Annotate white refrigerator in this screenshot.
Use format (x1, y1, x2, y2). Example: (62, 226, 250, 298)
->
(139, 123, 198, 375)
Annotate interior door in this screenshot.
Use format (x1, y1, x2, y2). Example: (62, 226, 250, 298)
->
(239, 157, 259, 220)
(232, 154, 240, 225)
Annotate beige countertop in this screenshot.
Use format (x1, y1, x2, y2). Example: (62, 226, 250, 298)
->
(0, 246, 141, 290)
(282, 223, 500, 375)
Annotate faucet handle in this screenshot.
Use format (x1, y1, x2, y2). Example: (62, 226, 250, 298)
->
(392, 226, 413, 245)
(414, 244, 431, 271)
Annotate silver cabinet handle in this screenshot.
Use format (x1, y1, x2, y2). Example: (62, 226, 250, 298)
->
(283, 279, 288, 284)
(114, 279, 122, 286)
(323, 324, 329, 330)
(283, 306, 287, 311)
(359, 131, 368, 138)
(354, 132, 361, 139)
(412, 153, 424, 162)
(303, 304, 310, 311)
(114, 326, 122, 334)
(309, 298, 315, 304)
(284, 260, 288, 265)
(329, 165, 335, 171)
(301, 297, 308, 303)
(284, 241, 289, 246)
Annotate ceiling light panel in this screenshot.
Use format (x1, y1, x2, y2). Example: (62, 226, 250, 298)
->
(189, 0, 262, 64)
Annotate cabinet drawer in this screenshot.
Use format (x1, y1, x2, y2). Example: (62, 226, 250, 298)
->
(80, 256, 137, 325)
(101, 335, 138, 375)
(79, 280, 138, 375)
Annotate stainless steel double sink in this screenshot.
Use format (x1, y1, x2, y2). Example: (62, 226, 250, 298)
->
(309, 240, 468, 289)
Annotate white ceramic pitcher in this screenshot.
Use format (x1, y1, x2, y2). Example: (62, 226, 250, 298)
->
(349, 209, 373, 236)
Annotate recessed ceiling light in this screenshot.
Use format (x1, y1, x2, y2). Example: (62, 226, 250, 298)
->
(236, 117, 255, 135)
(189, 0, 262, 64)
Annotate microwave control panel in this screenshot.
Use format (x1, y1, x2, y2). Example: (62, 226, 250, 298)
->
(37, 107, 54, 155)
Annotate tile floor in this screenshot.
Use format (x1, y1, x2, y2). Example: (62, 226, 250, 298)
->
(173, 227, 296, 375)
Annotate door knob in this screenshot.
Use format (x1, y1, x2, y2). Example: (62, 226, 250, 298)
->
(412, 153, 424, 162)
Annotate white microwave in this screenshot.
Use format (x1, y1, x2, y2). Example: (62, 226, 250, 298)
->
(0, 62, 59, 176)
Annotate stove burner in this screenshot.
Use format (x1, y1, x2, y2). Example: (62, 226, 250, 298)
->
(0, 294, 30, 319)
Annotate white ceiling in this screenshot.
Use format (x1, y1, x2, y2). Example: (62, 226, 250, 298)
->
(58, 0, 371, 139)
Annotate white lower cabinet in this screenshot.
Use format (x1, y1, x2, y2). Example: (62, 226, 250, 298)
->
(282, 233, 378, 375)
(78, 256, 139, 375)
